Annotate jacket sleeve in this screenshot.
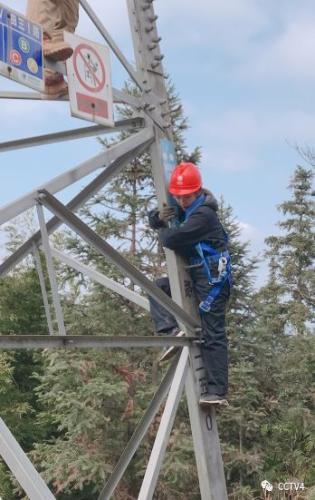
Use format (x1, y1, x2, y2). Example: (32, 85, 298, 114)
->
(158, 208, 214, 250)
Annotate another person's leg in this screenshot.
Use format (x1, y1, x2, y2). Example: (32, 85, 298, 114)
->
(26, 0, 79, 98)
(52, 0, 79, 42)
(26, 0, 78, 59)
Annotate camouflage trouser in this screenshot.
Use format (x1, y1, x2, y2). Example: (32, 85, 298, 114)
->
(26, 0, 79, 40)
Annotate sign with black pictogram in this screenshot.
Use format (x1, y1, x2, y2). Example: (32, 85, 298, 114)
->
(65, 33, 114, 127)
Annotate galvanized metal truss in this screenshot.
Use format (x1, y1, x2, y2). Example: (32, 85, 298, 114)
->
(0, 1, 228, 499)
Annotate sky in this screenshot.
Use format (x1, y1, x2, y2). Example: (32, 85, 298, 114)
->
(1, 0, 314, 286)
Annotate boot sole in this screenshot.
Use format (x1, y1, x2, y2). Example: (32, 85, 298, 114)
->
(41, 86, 68, 101)
(199, 399, 229, 407)
(44, 48, 73, 62)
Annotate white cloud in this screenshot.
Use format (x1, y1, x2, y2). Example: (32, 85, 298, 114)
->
(156, 0, 267, 49)
(213, 109, 315, 144)
(76, 0, 131, 56)
(197, 108, 315, 171)
(240, 17, 315, 81)
(156, 0, 315, 86)
(203, 147, 257, 172)
(238, 221, 262, 244)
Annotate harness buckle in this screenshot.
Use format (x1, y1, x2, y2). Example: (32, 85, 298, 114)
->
(199, 295, 215, 313)
(218, 256, 227, 274)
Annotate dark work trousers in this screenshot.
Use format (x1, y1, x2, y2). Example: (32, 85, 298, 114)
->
(149, 267, 230, 396)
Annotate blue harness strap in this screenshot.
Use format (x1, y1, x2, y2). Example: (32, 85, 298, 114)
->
(196, 243, 231, 313)
(182, 194, 232, 314)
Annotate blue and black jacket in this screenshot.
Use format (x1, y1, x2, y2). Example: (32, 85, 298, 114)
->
(148, 189, 227, 258)
(149, 189, 231, 312)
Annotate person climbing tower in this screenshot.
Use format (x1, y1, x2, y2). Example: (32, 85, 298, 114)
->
(148, 162, 232, 406)
(26, 0, 79, 99)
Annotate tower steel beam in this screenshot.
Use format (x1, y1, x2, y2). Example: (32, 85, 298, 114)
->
(0, 90, 68, 100)
(36, 204, 66, 336)
(79, 0, 167, 130)
(79, 0, 142, 91)
(38, 189, 200, 332)
(138, 348, 188, 500)
(0, 134, 153, 276)
(51, 247, 150, 311)
(98, 355, 180, 500)
(0, 418, 56, 500)
(0, 88, 143, 109)
(0, 118, 145, 153)
(0, 127, 154, 226)
(0, 335, 193, 349)
(127, 2, 228, 498)
(32, 244, 54, 335)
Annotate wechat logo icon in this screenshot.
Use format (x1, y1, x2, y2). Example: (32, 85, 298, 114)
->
(261, 480, 273, 492)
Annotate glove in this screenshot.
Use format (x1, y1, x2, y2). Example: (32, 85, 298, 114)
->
(160, 204, 176, 222)
(148, 208, 166, 229)
(148, 204, 176, 230)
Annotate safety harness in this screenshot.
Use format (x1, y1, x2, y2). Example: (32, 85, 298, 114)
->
(183, 194, 232, 313)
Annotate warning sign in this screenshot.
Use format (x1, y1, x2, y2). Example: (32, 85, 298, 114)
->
(0, 3, 44, 92)
(65, 33, 114, 127)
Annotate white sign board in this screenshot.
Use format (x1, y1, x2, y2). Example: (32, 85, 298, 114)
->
(65, 32, 114, 127)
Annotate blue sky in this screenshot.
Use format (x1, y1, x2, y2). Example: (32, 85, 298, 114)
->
(1, 0, 314, 286)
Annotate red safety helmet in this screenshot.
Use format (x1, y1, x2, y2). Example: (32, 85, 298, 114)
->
(168, 162, 202, 195)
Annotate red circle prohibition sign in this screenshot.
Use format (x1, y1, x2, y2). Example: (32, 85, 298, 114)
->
(73, 43, 106, 93)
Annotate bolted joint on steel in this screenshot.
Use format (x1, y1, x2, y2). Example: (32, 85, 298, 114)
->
(151, 36, 162, 43)
(154, 54, 164, 61)
(141, 1, 152, 10)
(36, 191, 47, 203)
(171, 104, 182, 114)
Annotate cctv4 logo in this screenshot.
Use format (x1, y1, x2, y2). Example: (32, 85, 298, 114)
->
(277, 482, 305, 492)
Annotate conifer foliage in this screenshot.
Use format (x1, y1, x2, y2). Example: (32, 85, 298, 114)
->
(0, 99, 314, 498)
(265, 166, 314, 335)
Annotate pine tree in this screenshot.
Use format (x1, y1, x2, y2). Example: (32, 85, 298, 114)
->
(0, 267, 48, 498)
(217, 199, 258, 349)
(31, 79, 203, 498)
(215, 200, 267, 499)
(265, 165, 314, 336)
(254, 165, 315, 489)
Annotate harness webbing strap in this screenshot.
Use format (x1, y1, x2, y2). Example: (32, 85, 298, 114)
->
(181, 194, 232, 313)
